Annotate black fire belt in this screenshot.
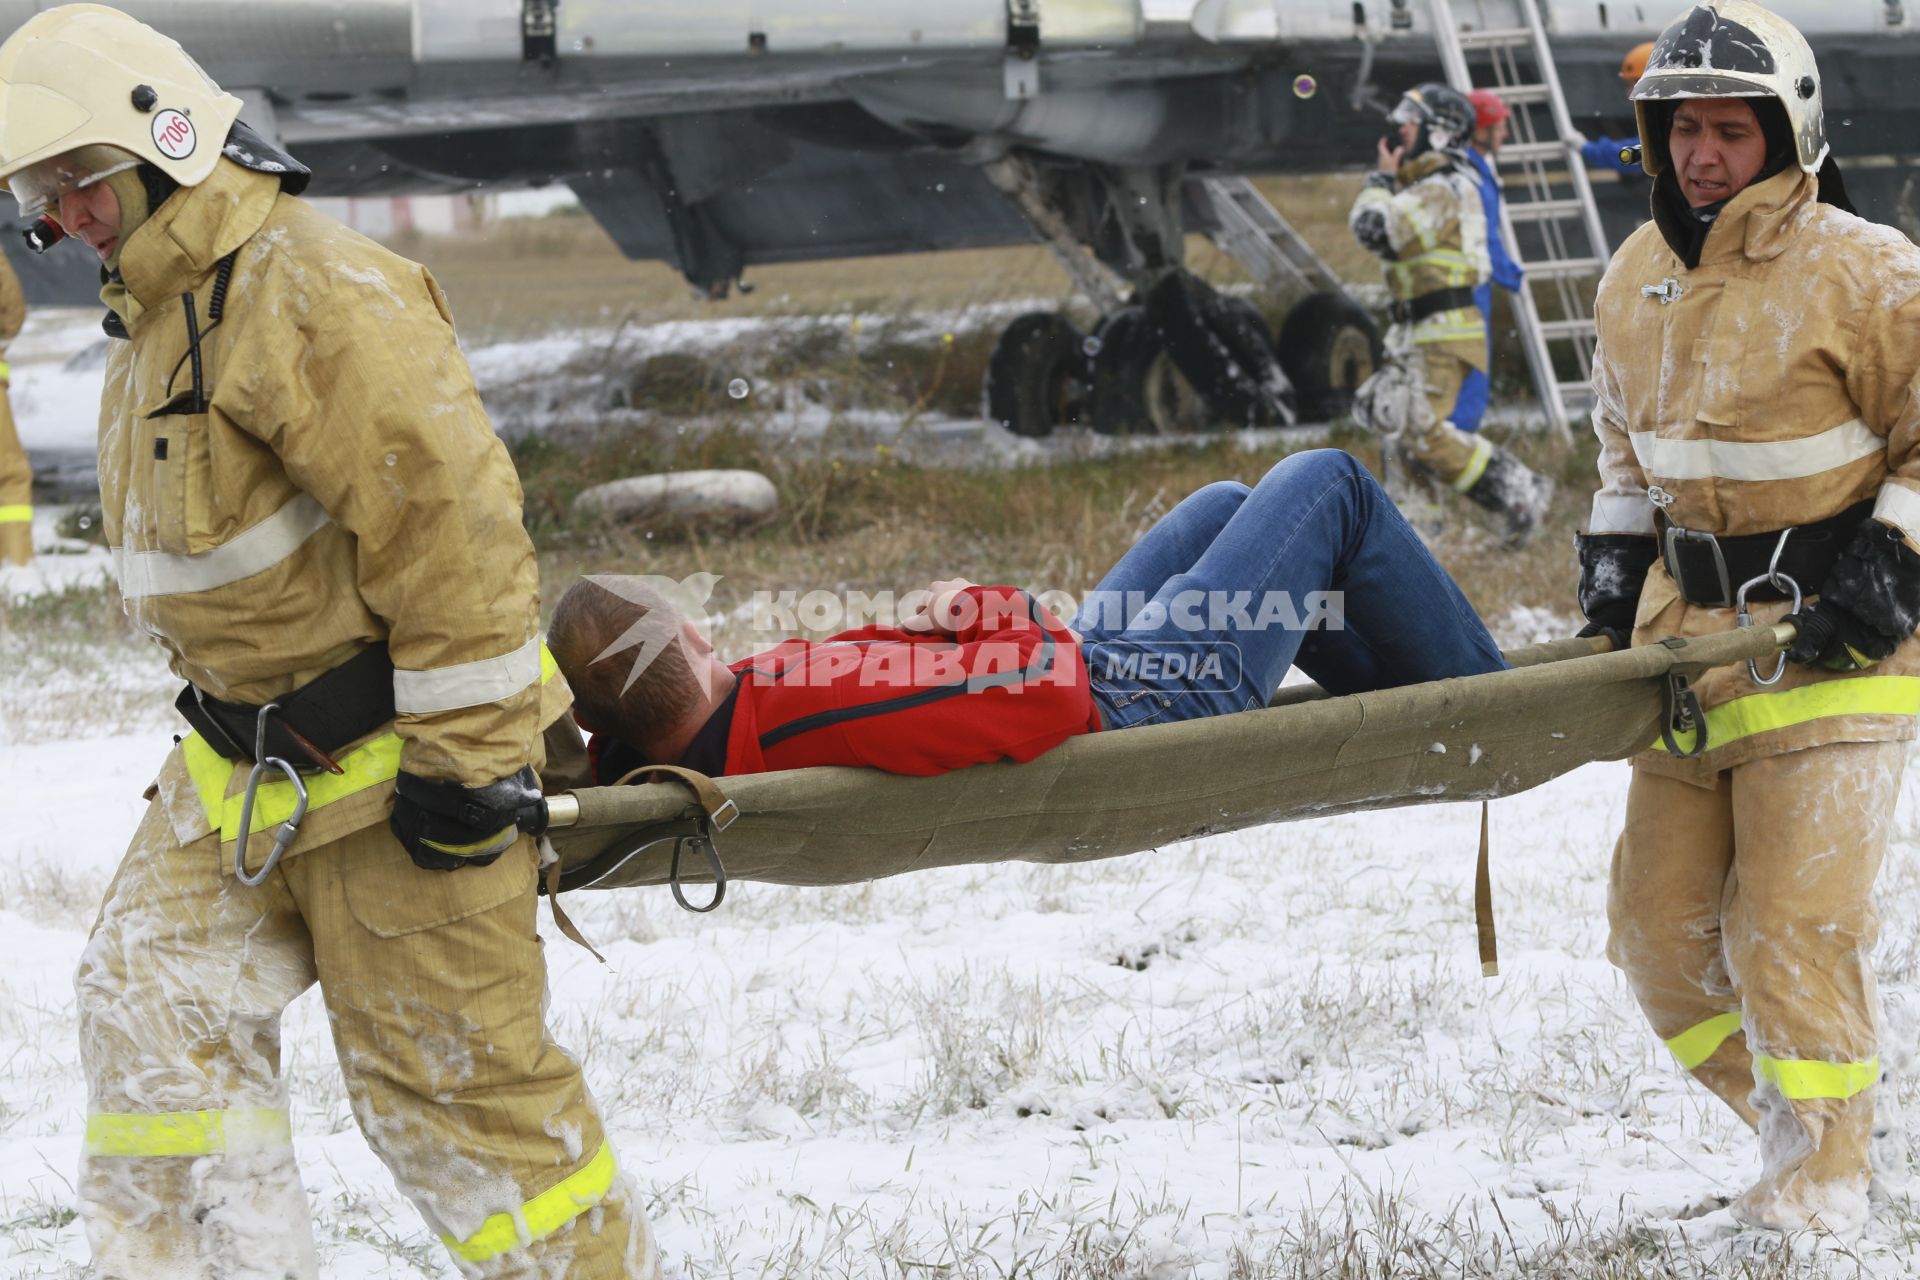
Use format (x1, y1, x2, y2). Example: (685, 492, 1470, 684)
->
(1661, 499, 1874, 608)
(176, 643, 397, 767)
(1387, 287, 1478, 325)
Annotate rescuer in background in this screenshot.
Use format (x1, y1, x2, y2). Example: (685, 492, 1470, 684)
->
(1451, 88, 1526, 437)
(1349, 81, 1554, 545)
(1572, 40, 1652, 176)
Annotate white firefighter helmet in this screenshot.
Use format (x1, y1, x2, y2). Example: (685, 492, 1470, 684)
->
(0, 4, 242, 218)
(1630, 0, 1825, 177)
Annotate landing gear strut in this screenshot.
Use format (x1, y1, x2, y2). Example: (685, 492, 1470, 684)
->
(978, 152, 1374, 437)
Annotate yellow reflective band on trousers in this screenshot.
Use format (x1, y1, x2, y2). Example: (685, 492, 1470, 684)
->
(183, 644, 561, 840)
(1666, 1011, 1743, 1071)
(442, 1140, 617, 1264)
(1650, 675, 1920, 756)
(0, 504, 28, 523)
(85, 1107, 292, 1157)
(1450, 437, 1494, 492)
(1756, 1053, 1880, 1100)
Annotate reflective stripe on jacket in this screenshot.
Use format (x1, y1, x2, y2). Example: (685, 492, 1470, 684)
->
(1350, 152, 1491, 352)
(1588, 166, 1920, 776)
(98, 159, 560, 819)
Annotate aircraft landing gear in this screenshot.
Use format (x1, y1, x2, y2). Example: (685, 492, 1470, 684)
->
(979, 153, 1373, 437)
(983, 312, 1092, 437)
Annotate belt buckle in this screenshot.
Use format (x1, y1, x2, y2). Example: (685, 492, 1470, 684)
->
(1664, 525, 1733, 608)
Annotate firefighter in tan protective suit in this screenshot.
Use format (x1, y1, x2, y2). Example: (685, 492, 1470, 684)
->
(0, 250, 30, 565)
(1348, 82, 1555, 545)
(0, 7, 660, 1277)
(1575, 0, 1920, 1239)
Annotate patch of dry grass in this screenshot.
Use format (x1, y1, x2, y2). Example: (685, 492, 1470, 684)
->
(522, 419, 1595, 662)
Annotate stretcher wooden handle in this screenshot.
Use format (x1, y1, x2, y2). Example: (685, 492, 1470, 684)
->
(1584, 619, 1797, 656)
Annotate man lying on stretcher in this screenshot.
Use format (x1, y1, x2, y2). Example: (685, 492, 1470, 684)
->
(549, 449, 1507, 783)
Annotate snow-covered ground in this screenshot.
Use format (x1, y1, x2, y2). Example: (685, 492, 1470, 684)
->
(6, 589, 1920, 1277)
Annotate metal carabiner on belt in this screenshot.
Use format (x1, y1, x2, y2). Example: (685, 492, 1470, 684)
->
(233, 702, 309, 887)
(1736, 529, 1803, 688)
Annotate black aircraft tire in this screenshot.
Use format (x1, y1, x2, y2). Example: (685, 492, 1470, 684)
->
(983, 312, 1090, 438)
(1217, 295, 1298, 424)
(1146, 271, 1293, 428)
(1277, 290, 1385, 423)
(1087, 306, 1161, 435)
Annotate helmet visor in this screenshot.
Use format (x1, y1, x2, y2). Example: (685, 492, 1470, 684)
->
(1387, 95, 1425, 127)
(5, 146, 139, 220)
(1631, 72, 1775, 102)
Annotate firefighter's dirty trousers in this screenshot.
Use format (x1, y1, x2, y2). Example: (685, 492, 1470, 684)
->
(1609, 739, 1904, 1234)
(76, 804, 660, 1279)
(1365, 339, 1492, 492)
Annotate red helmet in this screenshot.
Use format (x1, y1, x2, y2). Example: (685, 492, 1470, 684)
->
(1467, 88, 1509, 129)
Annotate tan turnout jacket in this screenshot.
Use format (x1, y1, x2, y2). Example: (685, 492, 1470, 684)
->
(100, 159, 564, 855)
(1349, 150, 1489, 360)
(1589, 166, 1920, 778)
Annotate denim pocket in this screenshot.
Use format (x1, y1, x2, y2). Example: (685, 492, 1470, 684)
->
(1090, 680, 1178, 731)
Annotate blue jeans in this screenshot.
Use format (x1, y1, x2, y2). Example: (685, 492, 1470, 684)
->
(1070, 449, 1507, 730)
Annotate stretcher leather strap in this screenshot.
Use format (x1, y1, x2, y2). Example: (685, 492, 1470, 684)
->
(610, 765, 737, 913)
(177, 642, 396, 766)
(542, 766, 739, 954)
(1475, 801, 1498, 978)
(542, 852, 606, 965)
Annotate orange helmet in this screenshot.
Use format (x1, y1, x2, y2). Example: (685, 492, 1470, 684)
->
(1620, 40, 1655, 84)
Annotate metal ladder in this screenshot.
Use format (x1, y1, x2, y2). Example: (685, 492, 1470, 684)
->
(1424, 0, 1610, 439)
(1193, 174, 1348, 298)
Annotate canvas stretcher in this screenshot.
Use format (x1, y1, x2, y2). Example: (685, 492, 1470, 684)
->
(544, 625, 1790, 897)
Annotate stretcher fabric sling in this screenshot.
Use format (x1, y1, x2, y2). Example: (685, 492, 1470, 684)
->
(545, 626, 1786, 895)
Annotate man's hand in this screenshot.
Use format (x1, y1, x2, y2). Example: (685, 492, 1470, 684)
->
(390, 766, 548, 871)
(1575, 532, 1658, 653)
(899, 578, 978, 636)
(1376, 137, 1406, 174)
(1783, 601, 1893, 671)
(1784, 519, 1920, 671)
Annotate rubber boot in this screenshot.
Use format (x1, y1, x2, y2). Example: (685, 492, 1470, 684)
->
(1462, 445, 1554, 547)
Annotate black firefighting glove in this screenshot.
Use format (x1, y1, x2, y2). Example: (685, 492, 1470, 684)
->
(390, 766, 549, 872)
(1784, 519, 1920, 671)
(1575, 532, 1659, 652)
